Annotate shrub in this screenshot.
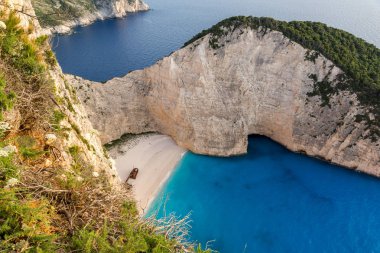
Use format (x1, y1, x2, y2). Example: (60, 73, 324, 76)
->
(0, 11, 55, 129)
(0, 189, 57, 252)
(0, 153, 19, 186)
(17, 135, 36, 149)
(0, 74, 15, 120)
(20, 147, 45, 159)
(17, 135, 45, 159)
(70, 201, 179, 253)
(2, 13, 45, 75)
(51, 110, 65, 131)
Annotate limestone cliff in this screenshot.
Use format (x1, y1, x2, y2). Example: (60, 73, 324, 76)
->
(48, 67, 117, 181)
(31, 0, 149, 34)
(1, 0, 116, 181)
(70, 23, 380, 176)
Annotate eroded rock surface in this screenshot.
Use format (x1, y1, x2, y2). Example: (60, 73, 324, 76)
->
(69, 28, 380, 175)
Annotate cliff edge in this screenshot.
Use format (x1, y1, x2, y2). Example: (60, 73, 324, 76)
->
(0, 1, 201, 251)
(71, 17, 380, 176)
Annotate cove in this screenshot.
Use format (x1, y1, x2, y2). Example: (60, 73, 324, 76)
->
(50, 0, 380, 252)
(148, 136, 380, 253)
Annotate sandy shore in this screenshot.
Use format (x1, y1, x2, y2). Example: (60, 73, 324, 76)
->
(109, 134, 186, 214)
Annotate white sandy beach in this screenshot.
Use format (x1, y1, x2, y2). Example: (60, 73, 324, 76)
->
(109, 134, 186, 214)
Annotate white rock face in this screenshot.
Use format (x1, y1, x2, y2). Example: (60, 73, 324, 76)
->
(71, 27, 380, 176)
(49, 66, 116, 181)
(45, 133, 57, 145)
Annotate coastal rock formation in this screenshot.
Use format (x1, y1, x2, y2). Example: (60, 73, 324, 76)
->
(94, 0, 149, 17)
(31, 0, 149, 34)
(2, 0, 116, 180)
(70, 24, 380, 176)
(49, 68, 117, 180)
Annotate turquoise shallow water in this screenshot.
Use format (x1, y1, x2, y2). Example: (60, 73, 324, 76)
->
(148, 136, 380, 253)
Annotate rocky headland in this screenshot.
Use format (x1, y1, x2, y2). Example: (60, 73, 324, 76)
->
(31, 0, 149, 34)
(70, 17, 380, 176)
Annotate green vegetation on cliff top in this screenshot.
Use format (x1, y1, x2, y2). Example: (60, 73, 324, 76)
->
(185, 16, 380, 140)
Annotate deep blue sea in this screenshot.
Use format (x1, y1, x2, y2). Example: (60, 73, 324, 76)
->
(52, 0, 380, 82)
(52, 0, 380, 252)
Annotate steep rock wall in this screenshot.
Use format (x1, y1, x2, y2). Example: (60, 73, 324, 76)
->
(71, 27, 380, 176)
(2, 0, 117, 181)
(50, 68, 117, 181)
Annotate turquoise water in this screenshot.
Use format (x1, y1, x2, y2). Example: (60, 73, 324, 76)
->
(53, 0, 380, 81)
(149, 136, 380, 253)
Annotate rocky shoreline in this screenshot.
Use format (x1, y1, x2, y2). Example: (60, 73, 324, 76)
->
(34, 0, 149, 35)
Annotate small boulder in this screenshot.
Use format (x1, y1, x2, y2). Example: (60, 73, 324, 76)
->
(0, 122, 11, 132)
(0, 145, 17, 157)
(0, 122, 10, 138)
(0, 21, 6, 30)
(5, 178, 19, 189)
(0, 150, 8, 157)
(45, 159, 52, 167)
(3, 145, 17, 153)
(59, 174, 67, 181)
(45, 133, 57, 145)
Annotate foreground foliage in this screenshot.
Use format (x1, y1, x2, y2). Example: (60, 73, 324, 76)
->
(0, 11, 55, 127)
(185, 16, 380, 140)
(0, 12, 213, 252)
